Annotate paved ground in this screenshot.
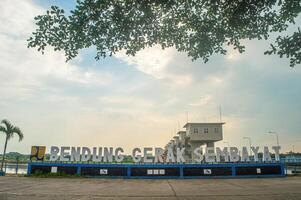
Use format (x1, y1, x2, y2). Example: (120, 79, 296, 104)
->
(0, 176, 301, 200)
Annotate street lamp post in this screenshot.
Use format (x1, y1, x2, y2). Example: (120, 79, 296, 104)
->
(243, 137, 252, 156)
(266, 131, 280, 147)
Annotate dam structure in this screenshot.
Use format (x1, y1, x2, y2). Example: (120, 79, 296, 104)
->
(27, 121, 285, 178)
(165, 122, 224, 162)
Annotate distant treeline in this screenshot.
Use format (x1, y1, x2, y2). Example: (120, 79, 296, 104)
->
(0, 152, 30, 163)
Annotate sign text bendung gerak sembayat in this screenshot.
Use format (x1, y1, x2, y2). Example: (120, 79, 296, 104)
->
(49, 146, 281, 163)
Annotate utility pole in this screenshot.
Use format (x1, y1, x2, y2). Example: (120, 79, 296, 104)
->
(15, 156, 19, 174)
(186, 111, 189, 123)
(219, 105, 222, 122)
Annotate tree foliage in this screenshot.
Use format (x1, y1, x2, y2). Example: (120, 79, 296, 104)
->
(0, 119, 24, 141)
(27, 0, 301, 67)
(0, 119, 23, 170)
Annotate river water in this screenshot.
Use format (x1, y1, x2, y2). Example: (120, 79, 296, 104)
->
(3, 163, 28, 174)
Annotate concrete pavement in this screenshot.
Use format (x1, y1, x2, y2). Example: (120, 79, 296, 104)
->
(0, 176, 301, 199)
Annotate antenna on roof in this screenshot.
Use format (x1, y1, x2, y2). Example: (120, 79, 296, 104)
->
(219, 105, 222, 122)
(186, 111, 189, 123)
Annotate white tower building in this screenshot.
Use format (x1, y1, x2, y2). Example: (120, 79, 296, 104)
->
(183, 122, 225, 162)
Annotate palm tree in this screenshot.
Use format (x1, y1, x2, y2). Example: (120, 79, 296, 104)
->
(0, 119, 23, 171)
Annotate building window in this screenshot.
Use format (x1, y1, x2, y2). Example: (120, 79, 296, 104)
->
(214, 127, 218, 133)
(204, 128, 209, 133)
(194, 128, 198, 133)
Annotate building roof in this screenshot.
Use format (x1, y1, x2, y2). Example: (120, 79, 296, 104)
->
(183, 122, 225, 128)
(177, 131, 186, 135)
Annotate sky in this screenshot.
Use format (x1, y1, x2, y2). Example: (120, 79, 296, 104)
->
(0, 0, 300, 155)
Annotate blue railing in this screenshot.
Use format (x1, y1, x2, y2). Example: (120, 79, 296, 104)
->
(27, 162, 285, 179)
(281, 158, 301, 163)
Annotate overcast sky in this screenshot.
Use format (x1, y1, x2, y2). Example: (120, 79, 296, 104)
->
(0, 0, 300, 154)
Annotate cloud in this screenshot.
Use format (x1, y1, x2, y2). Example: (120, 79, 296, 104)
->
(114, 36, 301, 153)
(115, 46, 173, 79)
(0, 0, 301, 154)
(0, 0, 39, 38)
(0, 0, 112, 102)
(115, 46, 193, 87)
(189, 95, 213, 107)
